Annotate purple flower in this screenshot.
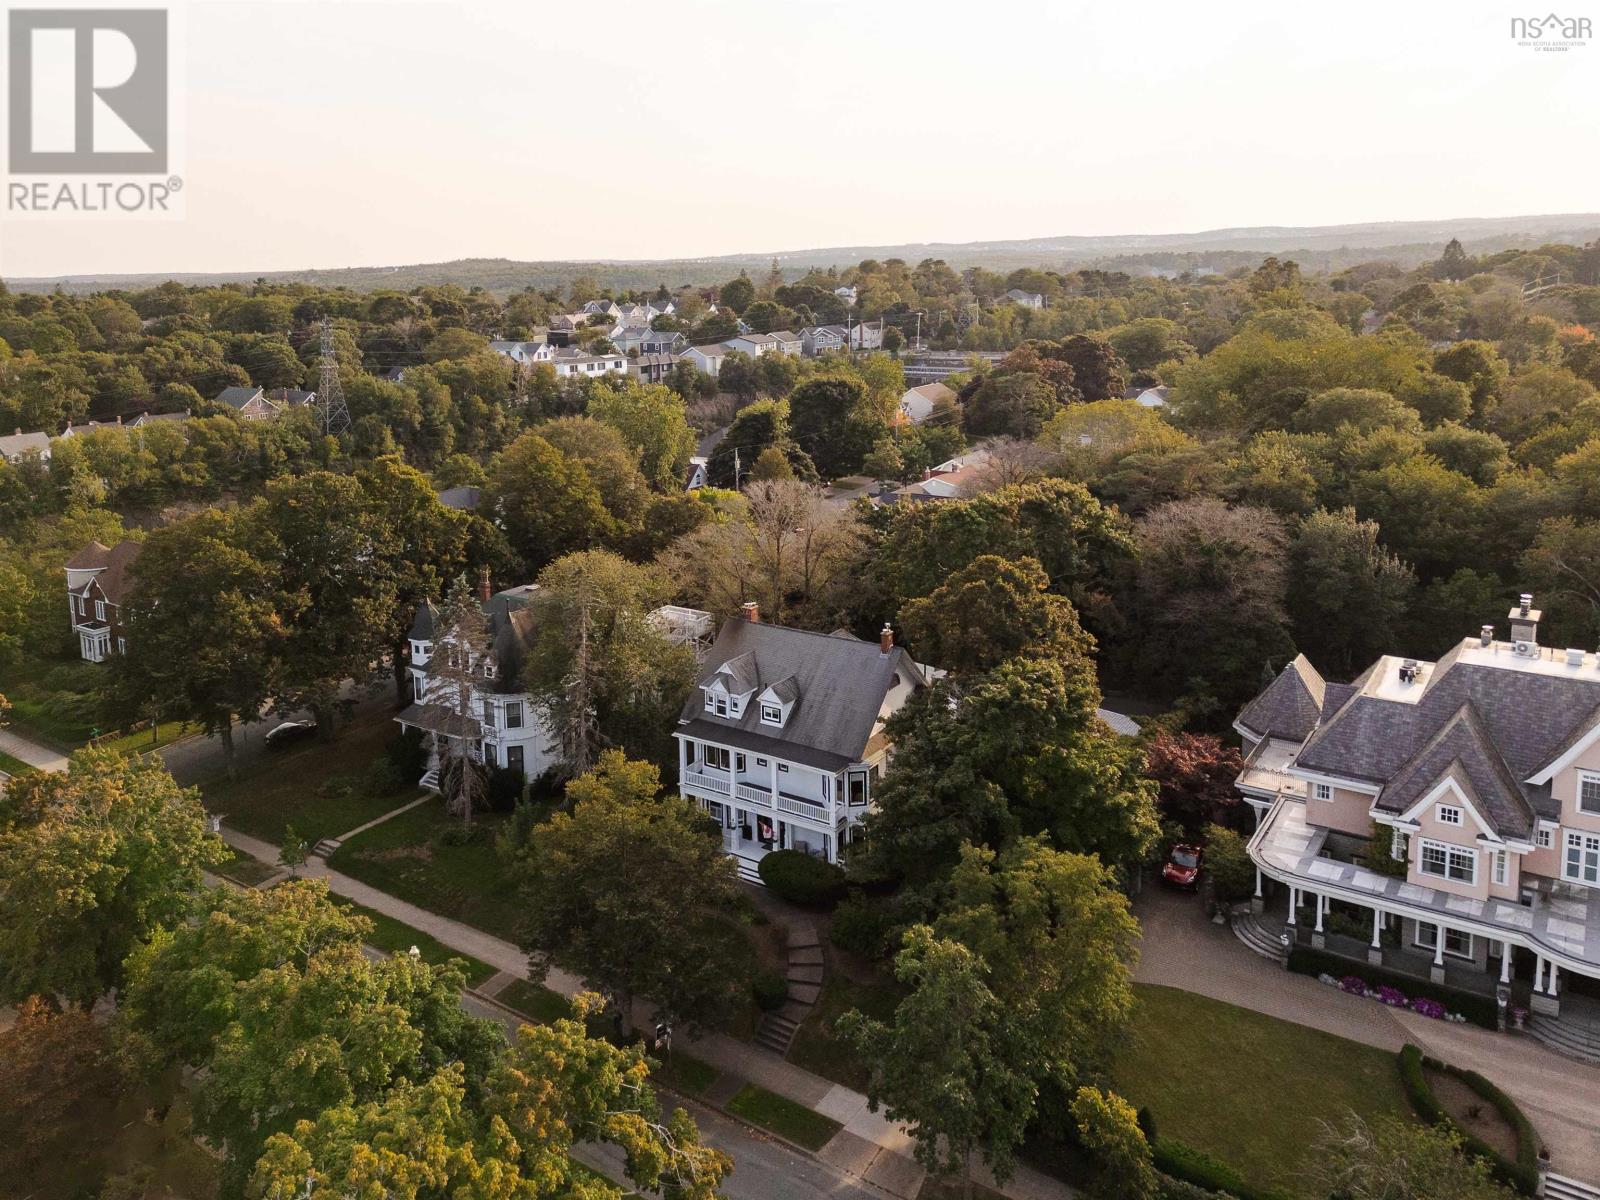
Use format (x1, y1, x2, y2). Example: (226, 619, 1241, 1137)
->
(1410, 997, 1446, 1019)
(1339, 975, 1367, 995)
(1378, 985, 1407, 1007)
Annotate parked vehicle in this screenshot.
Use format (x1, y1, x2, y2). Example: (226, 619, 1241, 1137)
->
(264, 720, 317, 749)
(1161, 842, 1204, 889)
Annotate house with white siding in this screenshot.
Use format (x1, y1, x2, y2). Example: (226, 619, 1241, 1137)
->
(675, 606, 926, 881)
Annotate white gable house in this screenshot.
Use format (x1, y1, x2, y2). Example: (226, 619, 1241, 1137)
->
(675, 606, 926, 881)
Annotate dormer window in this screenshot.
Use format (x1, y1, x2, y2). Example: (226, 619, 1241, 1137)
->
(1438, 805, 1462, 827)
(714, 695, 728, 717)
(760, 702, 782, 726)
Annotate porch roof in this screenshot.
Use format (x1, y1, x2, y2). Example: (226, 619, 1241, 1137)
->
(1250, 796, 1600, 977)
(395, 702, 481, 740)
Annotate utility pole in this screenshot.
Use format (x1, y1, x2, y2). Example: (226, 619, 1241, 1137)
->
(316, 318, 351, 437)
(733, 447, 742, 489)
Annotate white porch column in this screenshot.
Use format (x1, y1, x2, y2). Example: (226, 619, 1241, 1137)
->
(1287, 887, 1297, 925)
(1433, 925, 1445, 967)
(677, 736, 688, 782)
(1254, 866, 1263, 898)
(770, 756, 780, 802)
(1550, 962, 1560, 997)
(1500, 943, 1512, 984)
(1314, 894, 1325, 933)
(1371, 908, 1383, 949)
(1534, 955, 1545, 992)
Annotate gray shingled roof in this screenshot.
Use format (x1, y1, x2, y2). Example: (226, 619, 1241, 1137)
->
(1237, 655, 1325, 741)
(1376, 703, 1534, 837)
(1291, 641, 1600, 829)
(215, 385, 265, 409)
(677, 619, 923, 771)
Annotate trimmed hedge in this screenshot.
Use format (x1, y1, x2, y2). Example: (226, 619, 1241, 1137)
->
(1286, 945, 1499, 1029)
(1158, 1175, 1237, 1200)
(1152, 1139, 1288, 1200)
(1397, 1044, 1540, 1194)
(757, 849, 846, 908)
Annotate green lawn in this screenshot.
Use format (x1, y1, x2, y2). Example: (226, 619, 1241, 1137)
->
(788, 972, 904, 1091)
(726, 1083, 842, 1151)
(213, 846, 281, 887)
(495, 977, 576, 1024)
(201, 711, 414, 846)
(1111, 985, 1411, 1198)
(335, 899, 498, 988)
(95, 720, 198, 755)
(0, 750, 38, 778)
(652, 1050, 720, 1098)
(328, 799, 527, 942)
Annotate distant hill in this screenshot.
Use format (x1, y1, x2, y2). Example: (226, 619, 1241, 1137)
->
(11, 212, 1599, 295)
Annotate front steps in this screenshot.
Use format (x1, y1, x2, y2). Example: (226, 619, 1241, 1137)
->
(1528, 1014, 1600, 1066)
(754, 927, 823, 1057)
(1546, 1172, 1600, 1200)
(1232, 911, 1289, 963)
(311, 837, 341, 859)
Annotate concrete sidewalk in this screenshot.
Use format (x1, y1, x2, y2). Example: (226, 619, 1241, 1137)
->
(218, 824, 1075, 1200)
(0, 727, 69, 773)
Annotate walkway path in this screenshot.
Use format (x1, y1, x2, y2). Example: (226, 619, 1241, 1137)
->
(1135, 886, 1600, 1183)
(218, 824, 1072, 1200)
(0, 727, 69, 773)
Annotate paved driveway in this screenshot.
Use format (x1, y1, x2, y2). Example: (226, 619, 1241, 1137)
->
(1134, 883, 1600, 1182)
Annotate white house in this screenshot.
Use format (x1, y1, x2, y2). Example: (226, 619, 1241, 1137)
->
(675, 606, 927, 881)
(0, 428, 51, 463)
(898, 381, 955, 425)
(1000, 288, 1045, 309)
(679, 344, 729, 377)
(724, 332, 777, 357)
(397, 576, 560, 788)
(834, 285, 857, 306)
(550, 349, 628, 379)
(489, 339, 555, 366)
(684, 455, 709, 491)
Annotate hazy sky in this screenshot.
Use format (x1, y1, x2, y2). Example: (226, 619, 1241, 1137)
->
(2, 0, 1596, 278)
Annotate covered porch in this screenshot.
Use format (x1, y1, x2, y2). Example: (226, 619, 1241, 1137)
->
(1250, 795, 1600, 1017)
(395, 702, 482, 791)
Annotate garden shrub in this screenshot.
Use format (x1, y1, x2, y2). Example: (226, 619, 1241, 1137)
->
(1286, 946, 1498, 1028)
(751, 970, 789, 1012)
(757, 849, 846, 908)
(1396, 1043, 1539, 1194)
(385, 727, 428, 781)
(1152, 1139, 1287, 1200)
(1158, 1176, 1236, 1200)
(1136, 1106, 1159, 1143)
(486, 764, 525, 812)
(829, 892, 901, 959)
(1202, 824, 1252, 903)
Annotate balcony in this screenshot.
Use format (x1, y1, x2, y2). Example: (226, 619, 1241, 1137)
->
(682, 768, 830, 824)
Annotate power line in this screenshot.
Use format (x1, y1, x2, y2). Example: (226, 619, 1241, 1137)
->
(316, 319, 351, 436)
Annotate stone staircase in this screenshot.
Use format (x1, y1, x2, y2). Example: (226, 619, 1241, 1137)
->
(311, 836, 342, 859)
(1528, 1013, 1600, 1065)
(1231, 910, 1290, 963)
(1546, 1172, 1600, 1200)
(754, 921, 823, 1056)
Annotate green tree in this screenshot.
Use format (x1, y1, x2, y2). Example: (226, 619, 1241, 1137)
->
(528, 551, 695, 773)
(719, 274, 755, 314)
(120, 879, 372, 1073)
(839, 926, 1035, 1198)
(900, 555, 1093, 677)
(1289, 507, 1416, 675)
(1070, 1086, 1157, 1200)
(964, 371, 1057, 439)
(709, 398, 791, 487)
(1201, 823, 1255, 901)
(488, 432, 613, 574)
(0, 749, 226, 1007)
(112, 509, 283, 778)
(252, 472, 403, 739)
(278, 825, 309, 876)
(789, 373, 884, 478)
(588, 381, 697, 491)
(1433, 340, 1509, 417)
(517, 752, 751, 1033)
(939, 840, 1140, 1089)
(1055, 334, 1128, 401)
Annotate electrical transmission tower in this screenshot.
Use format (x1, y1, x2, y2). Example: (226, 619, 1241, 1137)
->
(316, 318, 351, 436)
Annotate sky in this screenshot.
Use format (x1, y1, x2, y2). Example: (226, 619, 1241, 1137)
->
(1, 0, 1596, 278)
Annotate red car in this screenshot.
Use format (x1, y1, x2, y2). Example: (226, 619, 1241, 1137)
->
(1162, 843, 1204, 889)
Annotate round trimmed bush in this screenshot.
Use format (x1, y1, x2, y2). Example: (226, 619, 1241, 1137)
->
(757, 849, 846, 908)
(829, 893, 899, 959)
(752, 970, 789, 1012)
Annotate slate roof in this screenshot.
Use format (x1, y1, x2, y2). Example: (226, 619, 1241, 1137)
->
(0, 429, 50, 458)
(1236, 655, 1325, 741)
(677, 619, 924, 772)
(1253, 638, 1600, 834)
(65, 539, 144, 604)
(435, 485, 482, 511)
(408, 585, 538, 695)
(215, 385, 266, 409)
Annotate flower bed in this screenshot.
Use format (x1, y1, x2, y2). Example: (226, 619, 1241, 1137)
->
(1397, 1044, 1540, 1194)
(1286, 946, 1498, 1029)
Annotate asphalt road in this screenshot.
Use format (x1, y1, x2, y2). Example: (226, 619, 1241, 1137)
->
(459, 992, 886, 1200)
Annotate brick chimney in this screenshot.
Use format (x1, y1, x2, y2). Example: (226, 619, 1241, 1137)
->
(879, 624, 894, 654)
(477, 566, 493, 606)
(741, 601, 760, 623)
(1509, 592, 1541, 653)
